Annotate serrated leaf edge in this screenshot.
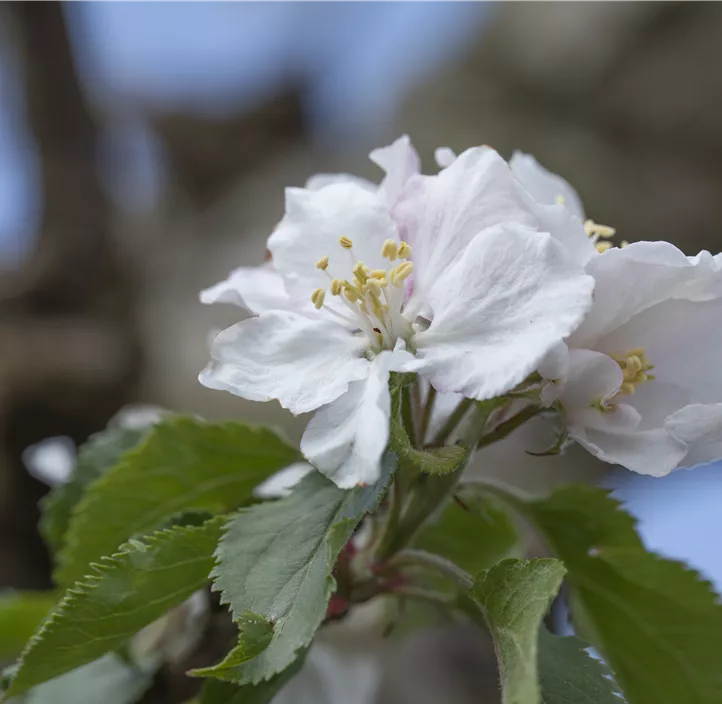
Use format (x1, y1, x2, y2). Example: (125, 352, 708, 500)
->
(55, 417, 301, 586)
(4, 516, 226, 700)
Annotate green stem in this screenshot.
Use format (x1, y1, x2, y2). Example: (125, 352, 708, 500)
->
(376, 465, 465, 560)
(389, 586, 456, 609)
(429, 397, 473, 447)
(418, 384, 437, 445)
(477, 405, 544, 449)
(389, 549, 474, 591)
(401, 385, 416, 447)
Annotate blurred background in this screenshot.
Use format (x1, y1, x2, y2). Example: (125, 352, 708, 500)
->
(1, 2, 721, 702)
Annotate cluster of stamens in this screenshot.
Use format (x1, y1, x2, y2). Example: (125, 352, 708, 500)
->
(596, 347, 655, 411)
(310, 237, 414, 350)
(611, 347, 655, 396)
(584, 219, 628, 253)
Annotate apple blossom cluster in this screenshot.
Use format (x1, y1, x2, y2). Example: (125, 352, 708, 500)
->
(199, 136, 722, 488)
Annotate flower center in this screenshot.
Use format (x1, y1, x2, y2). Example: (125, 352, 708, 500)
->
(310, 237, 414, 351)
(610, 347, 655, 397)
(594, 347, 655, 412)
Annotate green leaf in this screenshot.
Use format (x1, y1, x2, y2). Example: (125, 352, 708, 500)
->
(199, 654, 305, 704)
(201, 456, 396, 685)
(416, 490, 518, 575)
(469, 558, 566, 704)
(56, 417, 301, 587)
(481, 482, 722, 704)
(4, 517, 225, 698)
(40, 426, 148, 555)
(21, 654, 153, 704)
(0, 593, 57, 660)
(539, 630, 622, 704)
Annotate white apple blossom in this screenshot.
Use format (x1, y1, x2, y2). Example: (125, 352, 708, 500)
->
(550, 242, 722, 476)
(200, 137, 594, 488)
(510, 155, 722, 475)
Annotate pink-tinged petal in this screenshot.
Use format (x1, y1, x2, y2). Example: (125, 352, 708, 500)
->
(369, 134, 420, 207)
(199, 310, 369, 415)
(414, 224, 594, 401)
(253, 462, 315, 500)
(394, 146, 538, 303)
(268, 182, 398, 303)
(570, 241, 722, 347)
(200, 264, 291, 313)
(301, 348, 414, 489)
(510, 152, 585, 220)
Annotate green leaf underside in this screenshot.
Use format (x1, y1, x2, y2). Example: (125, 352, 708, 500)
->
(539, 630, 622, 704)
(203, 455, 396, 685)
(199, 654, 306, 704)
(5, 517, 225, 698)
(0, 593, 57, 660)
(22, 654, 153, 704)
(416, 492, 518, 575)
(488, 483, 722, 704)
(56, 417, 301, 587)
(470, 558, 566, 704)
(40, 426, 148, 556)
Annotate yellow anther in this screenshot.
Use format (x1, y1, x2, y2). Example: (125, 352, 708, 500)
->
(352, 261, 368, 284)
(343, 286, 360, 303)
(620, 240, 630, 248)
(398, 241, 412, 259)
(316, 255, 329, 270)
(585, 219, 616, 238)
(382, 239, 399, 261)
(370, 269, 388, 279)
(364, 278, 383, 297)
(330, 278, 344, 296)
(311, 288, 326, 310)
(390, 261, 414, 286)
(596, 241, 612, 253)
(555, 194, 566, 206)
(610, 347, 654, 399)
(339, 236, 354, 249)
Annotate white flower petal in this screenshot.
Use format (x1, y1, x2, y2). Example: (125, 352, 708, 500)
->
(554, 349, 641, 433)
(369, 134, 420, 206)
(666, 403, 722, 445)
(305, 172, 377, 193)
(596, 297, 722, 408)
(414, 224, 594, 401)
(394, 146, 538, 302)
(199, 311, 369, 415)
(301, 348, 414, 489)
(253, 462, 315, 499)
(510, 152, 585, 220)
(268, 182, 399, 303)
(575, 426, 687, 477)
(200, 264, 291, 313)
(562, 349, 623, 414)
(537, 342, 569, 406)
(570, 241, 722, 347)
(434, 146, 457, 169)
